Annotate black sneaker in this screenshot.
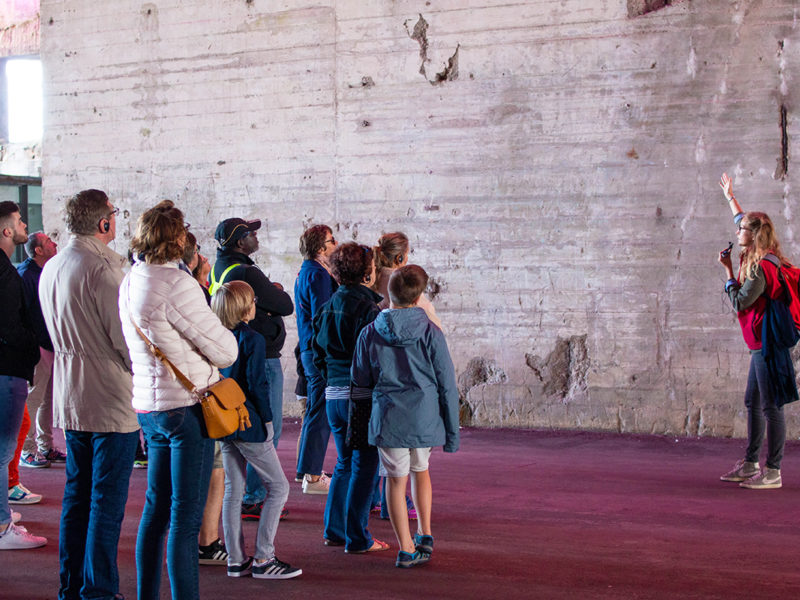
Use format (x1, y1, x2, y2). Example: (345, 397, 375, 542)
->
(227, 557, 253, 578)
(199, 538, 229, 565)
(252, 556, 302, 579)
(241, 502, 263, 521)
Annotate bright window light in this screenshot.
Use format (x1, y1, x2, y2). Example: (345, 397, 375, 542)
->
(6, 59, 43, 143)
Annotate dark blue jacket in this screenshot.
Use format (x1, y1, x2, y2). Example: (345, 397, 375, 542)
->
(351, 307, 459, 452)
(220, 323, 272, 443)
(294, 259, 337, 353)
(761, 297, 800, 407)
(312, 284, 382, 387)
(0, 251, 40, 383)
(16, 258, 53, 351)
(212, 248, 294, 358)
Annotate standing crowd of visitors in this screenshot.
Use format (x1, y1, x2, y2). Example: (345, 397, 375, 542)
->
(0, 189, 460, 600)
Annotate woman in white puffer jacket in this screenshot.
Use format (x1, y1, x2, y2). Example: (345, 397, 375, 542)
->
(119, 200, 238, 600)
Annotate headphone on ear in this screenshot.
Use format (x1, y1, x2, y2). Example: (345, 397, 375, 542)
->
(101, 219, 110, 233)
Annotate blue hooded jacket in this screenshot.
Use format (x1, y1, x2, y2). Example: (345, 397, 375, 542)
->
(351, 307, 459, 452)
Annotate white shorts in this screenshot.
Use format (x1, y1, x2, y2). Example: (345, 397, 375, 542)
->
(378, 447, 432, 478)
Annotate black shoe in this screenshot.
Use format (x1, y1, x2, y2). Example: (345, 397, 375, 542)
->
(252, 556, 302, 579)
(199, 538, 229, 565)
(241, 502, 263, 521)
(227, 557, 253, 578)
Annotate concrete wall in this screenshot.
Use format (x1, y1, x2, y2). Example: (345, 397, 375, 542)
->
(39, 0, 800, 436)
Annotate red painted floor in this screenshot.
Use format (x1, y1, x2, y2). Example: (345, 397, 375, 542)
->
(3, 422, 800, 599)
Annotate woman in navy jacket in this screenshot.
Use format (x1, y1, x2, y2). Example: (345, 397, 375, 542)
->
(294, 224, 338, 492)
(312, 242, 389, 553)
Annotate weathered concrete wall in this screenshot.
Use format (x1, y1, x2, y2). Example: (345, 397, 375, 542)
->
(39, 0, 800, 436)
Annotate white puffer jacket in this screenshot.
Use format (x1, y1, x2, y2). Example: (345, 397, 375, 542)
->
(119, 261, 238, 412)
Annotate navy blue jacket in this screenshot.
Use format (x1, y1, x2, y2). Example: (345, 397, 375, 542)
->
(351, 307, 459, 452)
(0, 251, 40, 383)
(220, 323, 272, 443)
(312, 284, 382, 387)
(17, 258, 53, 351)
(294, 259, 337, 353)
(212, 248, 294, 358)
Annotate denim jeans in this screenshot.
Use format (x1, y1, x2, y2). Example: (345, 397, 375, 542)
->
(744, 350, 786, 470)
(0, 375, 27, 527)
(323, 397, 379, 551)
(59, 429, 138, 600)
(243, 357, 283, 504)
(136, 405, 214, 600)
(297, 350, 330, 476)
(221, 424, 289, 564)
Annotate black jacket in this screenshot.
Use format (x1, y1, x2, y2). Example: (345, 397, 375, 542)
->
(311, 283, 382, 387)
(211, 248, 294, 358)
(0, 251, 40, 383)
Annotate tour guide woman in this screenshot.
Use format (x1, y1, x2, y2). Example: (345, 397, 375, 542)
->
(717, 172, 795, 490)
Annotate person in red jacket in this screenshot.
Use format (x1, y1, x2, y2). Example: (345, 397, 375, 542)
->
(717, 173, 790, 490)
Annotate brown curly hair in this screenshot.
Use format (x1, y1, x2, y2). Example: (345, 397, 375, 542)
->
(329, 242, 374, 285)
(130, 200, 186, 265)
(299, 224, 333, 260)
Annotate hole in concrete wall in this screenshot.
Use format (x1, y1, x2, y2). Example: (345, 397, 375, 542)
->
(431, 44, 459, 85)
(627, 0, 684, 17)
(525, 335, 589, 400)
(458, 357, 507, 424)
(426, 276, 444, 301)
(404, 14, 459, 85)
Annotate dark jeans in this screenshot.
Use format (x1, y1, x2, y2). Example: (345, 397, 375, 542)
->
(323, 397, 379, 551)
(297, 350, 330, 476)
(744, 350, 786, 470)
(136, 405, 214, 600)
(59, 429, 138, 600)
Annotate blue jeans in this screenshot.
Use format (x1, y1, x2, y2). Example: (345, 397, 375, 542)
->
(243, 357, 283, 504)
(323, 397, 379, 551)
(744, 351, 786, 470)
(0, 376, 27, 526)
(297, 350, 330, 476)
(59, 429, 138, 600)
(221, 424, 289, 563)
(136, 405, 214, 600)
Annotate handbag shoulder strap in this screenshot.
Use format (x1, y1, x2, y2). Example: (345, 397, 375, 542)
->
(126, 277, 197, 394)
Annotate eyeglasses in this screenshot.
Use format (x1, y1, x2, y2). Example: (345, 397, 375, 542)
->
(184, 222, 191, 231)
(107, 207, 120, 218)
(253, 296, 258, 304)
(324, 237, 336, 246)
(737, 224, 752, 232)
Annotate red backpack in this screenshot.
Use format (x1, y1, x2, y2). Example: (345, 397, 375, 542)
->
(764, 254, 800, 333)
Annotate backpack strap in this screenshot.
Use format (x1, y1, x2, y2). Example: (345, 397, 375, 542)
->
(209, 263, 241, 295)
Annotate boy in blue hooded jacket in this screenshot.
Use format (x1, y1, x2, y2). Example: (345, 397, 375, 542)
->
(351, 264, 459, 569)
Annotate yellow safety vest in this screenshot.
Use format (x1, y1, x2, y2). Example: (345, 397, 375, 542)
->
(208, 263, 241, 295)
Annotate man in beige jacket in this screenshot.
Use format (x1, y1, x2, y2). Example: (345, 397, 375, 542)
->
(40, 189, 139, 600)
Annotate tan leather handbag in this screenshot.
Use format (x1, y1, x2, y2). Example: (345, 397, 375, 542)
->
(129, 317, 251, 438)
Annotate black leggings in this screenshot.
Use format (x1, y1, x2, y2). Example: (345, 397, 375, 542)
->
(744, 351, 786, 470)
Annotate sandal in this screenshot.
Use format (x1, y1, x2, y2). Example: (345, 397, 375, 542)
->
(345, 539, 390, 554)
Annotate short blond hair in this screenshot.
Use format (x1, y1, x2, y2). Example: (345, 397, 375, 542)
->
(211, 280, 254, 329)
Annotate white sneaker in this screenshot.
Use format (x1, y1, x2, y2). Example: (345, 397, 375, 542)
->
(0, 523, 47, 550)
(302, 473, 330, 495)
(11, 511, 21, 524)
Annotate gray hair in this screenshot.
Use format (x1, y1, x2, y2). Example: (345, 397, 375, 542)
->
(24, 231, 45, 258)
(65, 189, 109, 235)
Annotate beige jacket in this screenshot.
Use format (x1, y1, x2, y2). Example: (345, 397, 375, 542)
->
(39, 235, 138, 433)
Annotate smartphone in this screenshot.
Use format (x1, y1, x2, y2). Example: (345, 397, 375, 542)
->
(721, 241, 733, 257)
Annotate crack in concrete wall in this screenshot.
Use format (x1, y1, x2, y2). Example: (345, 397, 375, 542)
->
(404, 14, 459, 85)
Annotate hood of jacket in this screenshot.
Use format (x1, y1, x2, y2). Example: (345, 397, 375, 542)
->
(374, 307, 429, 347)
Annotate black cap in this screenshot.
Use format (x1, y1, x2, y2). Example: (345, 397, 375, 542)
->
(214, 218, 261, 248)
